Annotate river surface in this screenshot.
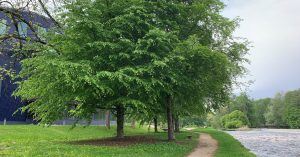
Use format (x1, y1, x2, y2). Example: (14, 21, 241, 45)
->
(226, 129, 300, 157)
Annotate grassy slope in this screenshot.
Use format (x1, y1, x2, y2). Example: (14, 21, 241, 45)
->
(193, 128, 256, 157)
(0, 125, 198, 157)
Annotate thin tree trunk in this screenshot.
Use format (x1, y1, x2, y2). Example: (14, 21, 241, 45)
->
(172, 114, 175, 131)
(166, 95, 175, 141)
(105, 110, 110, 129)
(154, 117, 158, 133)
(116, 105, 125, 139)
(131, 120, 136, 128)
(174, 115, 180, 133)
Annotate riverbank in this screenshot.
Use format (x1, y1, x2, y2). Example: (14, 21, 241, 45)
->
(193, 128, 255, 157)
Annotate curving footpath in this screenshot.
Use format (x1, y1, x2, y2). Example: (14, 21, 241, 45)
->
(187, 133, 218, 157)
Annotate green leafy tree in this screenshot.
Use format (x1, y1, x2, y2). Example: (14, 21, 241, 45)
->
(228, 93, 255, 126)
(15, 0, 159, 139)
(284, 90, 300, 128)
(252, 98, 270, 127)
(265, 93, 287, 128)
(139, 0, 249, 140)
(14, 0, 249, 140)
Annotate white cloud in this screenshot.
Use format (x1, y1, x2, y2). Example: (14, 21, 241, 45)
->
(223, 0, 300, 98)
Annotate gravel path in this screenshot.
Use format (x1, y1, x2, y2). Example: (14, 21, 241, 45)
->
(227, 129, 300, 157)
(187, 133, 218, 157)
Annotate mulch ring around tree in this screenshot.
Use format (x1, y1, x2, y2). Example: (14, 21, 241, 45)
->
(69, 136, 165, 147)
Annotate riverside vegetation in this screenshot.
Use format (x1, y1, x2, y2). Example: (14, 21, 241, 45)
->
(208, 89, 300, 129)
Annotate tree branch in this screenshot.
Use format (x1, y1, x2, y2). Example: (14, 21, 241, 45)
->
(37, 0, 62, 28)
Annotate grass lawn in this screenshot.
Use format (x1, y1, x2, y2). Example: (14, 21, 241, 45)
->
(193, 128, 256, 157)
(0, 125, 199, 157)
(0, 125, 255, 157)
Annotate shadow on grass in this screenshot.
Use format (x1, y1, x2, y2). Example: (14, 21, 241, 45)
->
(68, 135, 167, 147)
(67, 132, 196, 147)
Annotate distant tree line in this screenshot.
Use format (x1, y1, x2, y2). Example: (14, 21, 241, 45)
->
(208, 90, 300, 129)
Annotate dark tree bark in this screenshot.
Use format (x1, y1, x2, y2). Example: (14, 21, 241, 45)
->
(154, 117, 158, 133)
(174, 115, 180, 133)
(105, 110, 110, 129)
(116, 105, 125, 139)
(166, 95, 175, 141)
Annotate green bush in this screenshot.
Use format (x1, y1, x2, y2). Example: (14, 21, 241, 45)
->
(286, 107, 300, 128)
(221, 110, 249, 129)
(225, 120, 243, 129)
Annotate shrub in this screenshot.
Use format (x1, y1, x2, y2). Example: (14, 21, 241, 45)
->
(221, 110, 249, 129)
(225, 120, 243, 129)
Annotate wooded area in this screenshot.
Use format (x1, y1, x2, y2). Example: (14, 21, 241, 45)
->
(209, 89, 300, 129)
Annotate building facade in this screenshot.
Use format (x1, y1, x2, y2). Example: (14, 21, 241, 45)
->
(0, 10, 51, 123)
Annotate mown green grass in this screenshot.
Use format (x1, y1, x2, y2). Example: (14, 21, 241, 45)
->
(0, 125, 256, 157)
(0, 125, 198, 157)
(193, 128, 256, 157)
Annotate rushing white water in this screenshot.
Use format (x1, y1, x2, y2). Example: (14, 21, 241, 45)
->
(226, 129, 300, 157)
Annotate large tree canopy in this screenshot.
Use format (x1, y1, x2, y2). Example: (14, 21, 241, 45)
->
(14, 0, 249, 140)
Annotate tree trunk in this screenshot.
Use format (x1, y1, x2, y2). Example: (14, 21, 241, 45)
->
(166, 95, 175, 141)
(172, 114, 175, 131)
(131, 120, 136, 128)
(154, 117, 158, 133)
(174, 115, 180, 133)
(116, 105, 125, 139)
(105, 110, 110, 129)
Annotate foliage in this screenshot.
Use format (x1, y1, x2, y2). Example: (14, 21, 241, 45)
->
(227, 93, 255, 127)
(181, 115, 207, 127)
(251, 98, 270, 127)
(221, 110, 249, 129)
(210, 89, 300, 129)
(207, 93, 253, 129)
(206, 107, 229, 129)
(13, 0, 249, 140)
(285, 107, 300, 128)
(265, 93, 287, 127)
(193, 128, 255, 157)
(284, 90, 300, 128)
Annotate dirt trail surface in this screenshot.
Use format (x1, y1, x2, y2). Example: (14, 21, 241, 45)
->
(187, 133, 218, 157)
(227, 129, 300, 157)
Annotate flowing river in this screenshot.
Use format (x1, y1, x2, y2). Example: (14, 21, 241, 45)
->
(226, 129, 300, 157)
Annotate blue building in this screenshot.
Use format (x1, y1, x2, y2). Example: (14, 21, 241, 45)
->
(0, 9, 51, 123)
(0, 9, 115, 125)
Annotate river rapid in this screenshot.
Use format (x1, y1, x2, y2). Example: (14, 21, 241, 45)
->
(226, 129, 300, 157)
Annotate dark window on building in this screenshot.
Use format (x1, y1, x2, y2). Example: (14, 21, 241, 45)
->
(17, 22, 27, 37)
(0, 19, 7, 34)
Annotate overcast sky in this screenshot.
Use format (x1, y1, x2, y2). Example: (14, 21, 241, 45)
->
(222, 0, 300, 99)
